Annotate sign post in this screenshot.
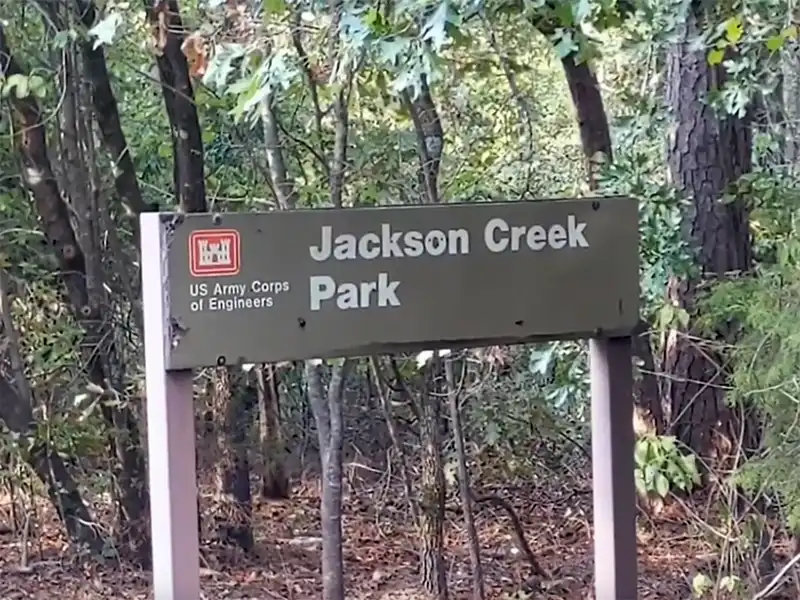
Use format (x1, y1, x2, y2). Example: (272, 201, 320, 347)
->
(590, 337, 637, 599)
(141, 213, 200, 600)
(140, 197, 640, 600)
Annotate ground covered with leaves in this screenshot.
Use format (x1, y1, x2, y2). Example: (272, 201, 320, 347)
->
(3, 470, 793, 600)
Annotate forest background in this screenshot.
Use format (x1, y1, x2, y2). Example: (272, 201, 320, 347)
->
(1, 0, 800, 598)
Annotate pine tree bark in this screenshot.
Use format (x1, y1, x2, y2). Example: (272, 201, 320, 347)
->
(664, 5, 756, 457)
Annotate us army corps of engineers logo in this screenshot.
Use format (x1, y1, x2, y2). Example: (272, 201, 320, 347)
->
(188, 229, 241, 277)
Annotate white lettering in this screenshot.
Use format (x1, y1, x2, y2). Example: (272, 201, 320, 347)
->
(309, 273, 401, 311)
(381, 223, 404, 258)
(511, 225, 526, 251)
(359, 233, 380, 260)
(309, 275, 335, 310)
(483, 215, 590, 253)
(207, 296, 274, 311)
(309, 226, 333, 261)
(189, 283, 207, 297)
(376, 273, 401, 307)
(309, 223, 470, 261)
(567, 214, 589, 247)
(189, 279, 287, 313)
(425, 230, 447, 256)
(404, 230, 424, 257)
(527, 225, 546, 250)
(213, 282, 246, 296)
(250, 280, 290, 294)
(310, 216, 587, 261)
(548, 224, 567, 249)
(484, 218, 508, 252)
(333, 234, 357, 260)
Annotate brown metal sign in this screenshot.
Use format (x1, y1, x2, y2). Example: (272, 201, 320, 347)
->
(160, 197, 639, 370)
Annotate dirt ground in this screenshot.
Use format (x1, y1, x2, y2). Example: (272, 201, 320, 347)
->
(0, 475, 795, 599)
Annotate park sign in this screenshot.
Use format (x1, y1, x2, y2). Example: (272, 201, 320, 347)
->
(142, 196, 641, 600)
(158, 197, 639, 370)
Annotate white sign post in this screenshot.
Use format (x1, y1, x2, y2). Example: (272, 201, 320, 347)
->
(141, 213, 201, 599)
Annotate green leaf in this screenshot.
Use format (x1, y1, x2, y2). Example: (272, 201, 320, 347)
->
(264, 0, 286, 14)
(708, 49, 725, 66)
(553, 30, 578, 58)
(634, 440, 649, 467)
(484, 421, 500, 446)
(364, 7, 391, 35)
(554, 2, 574, 27)
(449, 25, 472, 48)
(52, 30, 72, 49)
(201, 129, 216, 145)
(681, 453, 698, 476)
(88, 12, 123, 49)
(16, 76, 29, 98)
(724, 16, 744, 44)
(634, 471, 647, 497)
(28, 75, 47, 99)
(660, 436, 677, 453)
(766, 35, 783, 52)
(644, 463, 657, 486)
(2, 74, 28, 99)
(421, 1, 452, 53)
(655, 473, 669, 498)
(692, 573, 713, 597)
(658, 303, 676, 329)
(719, 575, 739, 592)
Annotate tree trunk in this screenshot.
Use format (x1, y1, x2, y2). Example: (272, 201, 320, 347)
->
(444, 357, 484, 600)
(212, 368, 254, 551)
(145, 0, 207, 213)
(561, 55, 613, 183)
(405, 82, 449, 599)
(664, 6, 756, 458)
(259, 91, 295, 502)
(75, 0, 149, 218)
(257, 364, 290, 499)
(307, 360, 353, 600)
(418, 362, 448, 600)
(783, 36, 800, 170)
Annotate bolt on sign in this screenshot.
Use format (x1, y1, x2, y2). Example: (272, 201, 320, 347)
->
(160, 197, 639, 370)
